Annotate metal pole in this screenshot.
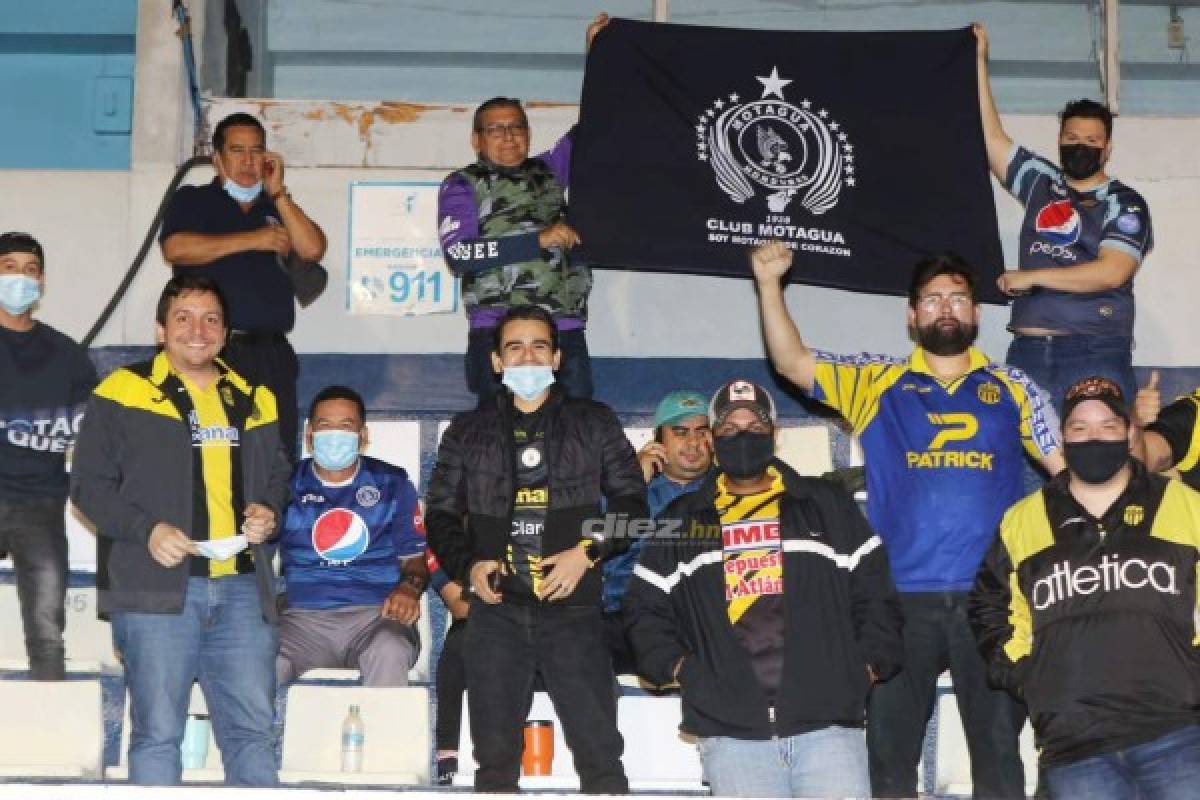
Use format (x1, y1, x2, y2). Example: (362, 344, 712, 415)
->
(653, 0, 670, 23)
(1103, 0, 1120, 112)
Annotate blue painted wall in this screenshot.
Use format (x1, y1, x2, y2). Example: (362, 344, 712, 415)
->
(0, 0, 137, 170)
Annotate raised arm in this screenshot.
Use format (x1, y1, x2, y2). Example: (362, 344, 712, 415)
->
(262, 151, 327, 262)
(750, 241, 817, 392)
(974, 23, 1013, 181)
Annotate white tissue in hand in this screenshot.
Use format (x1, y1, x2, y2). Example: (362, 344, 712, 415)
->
(195, 535, 249, 561)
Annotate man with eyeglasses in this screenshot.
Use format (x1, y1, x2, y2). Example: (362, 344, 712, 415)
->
(750, 241, 1065, 799)
(437, 14, 609, 403)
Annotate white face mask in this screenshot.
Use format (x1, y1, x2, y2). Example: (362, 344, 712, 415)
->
(311, 430, 360, 471)
(0, 274, 41, 315)
(223, 178, 263, 204)
(502, 365, 556, 401)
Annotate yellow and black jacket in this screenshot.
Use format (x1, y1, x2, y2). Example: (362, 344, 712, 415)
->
(1146, 388, 1200, 490)
(70, 353, 291, 620)
(970, 463, 1200, 767)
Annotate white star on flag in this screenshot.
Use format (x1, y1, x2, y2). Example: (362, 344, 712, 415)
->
(756, 67, 793, 99)
(729, 93, 739, 103)
(819, 109, 828, 118)
(714, 99, 724, 109)
(846, 178, 856, 187)
(801, 99, 812, 110)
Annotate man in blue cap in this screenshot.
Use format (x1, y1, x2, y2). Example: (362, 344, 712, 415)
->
(602, 390, 713, 676)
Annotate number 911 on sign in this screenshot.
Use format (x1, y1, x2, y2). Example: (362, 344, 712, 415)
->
(349, 264, 459, 316)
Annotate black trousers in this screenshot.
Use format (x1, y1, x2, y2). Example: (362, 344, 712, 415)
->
(222, 332, 299, 461)
(436, 617, 468, 752)
(867, 591, 1028, 799)
(465, 601, 626, 794)
(0, 495, 67, 679)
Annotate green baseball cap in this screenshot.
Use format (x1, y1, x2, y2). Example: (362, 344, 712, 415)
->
(653, 390, 709, 429)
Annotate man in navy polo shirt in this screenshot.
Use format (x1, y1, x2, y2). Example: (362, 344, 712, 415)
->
(160, 112, 327, 457)
(975, 25, 1152, 412)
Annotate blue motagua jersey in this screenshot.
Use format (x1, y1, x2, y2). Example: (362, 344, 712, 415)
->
(810, 347, 1060, 592)
(281, 455, 425, 609)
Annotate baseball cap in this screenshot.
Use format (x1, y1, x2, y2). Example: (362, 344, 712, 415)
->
(653, 390, 709, 429)
(709, 379, 777, 428)
(1061, 375, 1129, 423)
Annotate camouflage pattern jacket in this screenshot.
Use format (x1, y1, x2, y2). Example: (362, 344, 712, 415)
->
(437, 131, 591, 324)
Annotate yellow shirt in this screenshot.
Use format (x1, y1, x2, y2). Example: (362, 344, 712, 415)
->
(179, 373, 239, 577)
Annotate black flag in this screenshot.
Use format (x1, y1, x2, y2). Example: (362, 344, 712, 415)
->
(570, 19, 1005, 303)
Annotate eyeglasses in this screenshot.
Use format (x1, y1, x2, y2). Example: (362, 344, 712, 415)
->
(478, 122, 529, 140)
(916, 292, 972, 312)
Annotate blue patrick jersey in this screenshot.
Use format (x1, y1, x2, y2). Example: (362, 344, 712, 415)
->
(810, 347, 1060, 592)
(281, 455, 426, 609)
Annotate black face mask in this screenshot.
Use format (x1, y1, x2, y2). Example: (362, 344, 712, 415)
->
(1059, 143, 1105, 182)
(1064, 439, 1129, 485)
(714, 431, 774, 481)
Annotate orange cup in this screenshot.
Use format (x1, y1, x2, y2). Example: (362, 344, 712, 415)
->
(522, 720, 554, 776)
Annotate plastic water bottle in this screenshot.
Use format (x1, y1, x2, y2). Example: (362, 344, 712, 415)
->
(341, 704, 364, 772)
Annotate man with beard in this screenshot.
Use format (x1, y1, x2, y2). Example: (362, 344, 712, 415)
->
(975, 24, 1153, 411)
(972, 377, 1200, 799)
(750, 242, 1064, 799)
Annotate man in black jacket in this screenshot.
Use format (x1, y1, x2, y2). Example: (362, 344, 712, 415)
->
(971, 376, 1200, 799)
(625, 379, 903, 798)
(425, 304, 647, 794)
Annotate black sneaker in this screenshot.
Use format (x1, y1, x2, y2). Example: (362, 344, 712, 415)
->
(437, 756, 458, 786)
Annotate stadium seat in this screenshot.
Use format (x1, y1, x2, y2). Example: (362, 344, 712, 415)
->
(0, 678, 104, 778)
(933, 675, 1039, 796)
(0, 580, 115, 672)
(279, 684, 430, 786)
(106, 682, 224, 782)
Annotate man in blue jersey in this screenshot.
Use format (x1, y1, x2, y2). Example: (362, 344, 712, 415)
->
(751, 241, 1065, 798)
(276, 385, 429, 687)
(975, 25, 1153, 410)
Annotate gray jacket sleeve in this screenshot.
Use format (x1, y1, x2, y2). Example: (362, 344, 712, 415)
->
(69, 395, 157, 544)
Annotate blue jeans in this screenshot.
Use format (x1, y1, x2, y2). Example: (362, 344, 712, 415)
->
(699, 726, 870, 798)
(466, 326, 594, 403)
(1045, 724, 1200, 800)
(112, 574, 278, 787)
(0, 495, 67, 679)
(1006, 333, 1136, 419)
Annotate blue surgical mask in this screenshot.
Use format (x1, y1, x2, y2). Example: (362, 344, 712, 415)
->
(502, 365, 556, 401)
(0, 275, 41, 315)
(311, 430, 360, 471)
(223, 178, 262, 204)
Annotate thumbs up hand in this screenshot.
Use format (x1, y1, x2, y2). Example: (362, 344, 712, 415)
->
(1135, 370, 1161, 426)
